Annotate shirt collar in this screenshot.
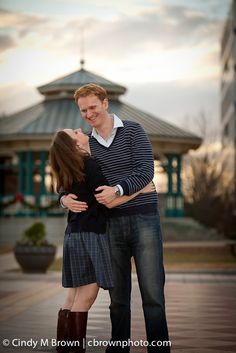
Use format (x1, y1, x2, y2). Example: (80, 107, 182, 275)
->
(91, 114, 124, 139)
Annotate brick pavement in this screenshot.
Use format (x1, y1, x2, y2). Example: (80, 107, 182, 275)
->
(0, 255, 236, 353)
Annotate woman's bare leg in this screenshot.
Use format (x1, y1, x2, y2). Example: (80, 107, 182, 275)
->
(71, 283, 99, 312)
(63, 288, 76, 310)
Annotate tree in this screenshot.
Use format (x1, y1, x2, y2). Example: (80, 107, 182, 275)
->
(182, 110, 236, 239)
(183, 147, 236, 239)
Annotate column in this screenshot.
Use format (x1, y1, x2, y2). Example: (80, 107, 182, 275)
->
(18, 152, 26, 194)
(176, 155, 181, 194)
(39, 151, 46, 196)
(165, 154, 174, 217)
(167, 154, 173, 194)
(176, 155, 184, 217)
(165, 154, 184, 217)
(26, 151, 33, 195)
(39, 151, 47, 216)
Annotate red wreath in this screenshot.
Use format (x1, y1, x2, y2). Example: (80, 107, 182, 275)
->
(15, 193, 24, 202)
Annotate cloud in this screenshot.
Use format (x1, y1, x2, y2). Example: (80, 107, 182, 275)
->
(0, 3, 224, 55)
(57, 3, 223, 66)
(0, 34, 15, 52)
(0, 8, 48, 28)
(58, 3, 222, 86)
(0, 8, 50, 51)
(0, 1, 228, 121)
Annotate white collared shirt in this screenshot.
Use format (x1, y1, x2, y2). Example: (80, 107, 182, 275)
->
(91, 114, 124, 148)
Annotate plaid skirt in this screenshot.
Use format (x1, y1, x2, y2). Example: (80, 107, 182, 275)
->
(62, 231, 114, 290)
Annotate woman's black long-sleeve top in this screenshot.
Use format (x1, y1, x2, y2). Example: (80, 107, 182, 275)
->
(66, 156, 108, 234)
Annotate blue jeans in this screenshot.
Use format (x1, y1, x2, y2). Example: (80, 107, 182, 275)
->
(106, 213, 170, 353)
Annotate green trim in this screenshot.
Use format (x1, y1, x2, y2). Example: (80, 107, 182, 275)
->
(26, 151, 33, 195)
(176, 154, 182, 195)
(39, 151, 47, 216)
(167, 154, 173, 194)
(165, 194, 184, 217)
(165, 154, 184, 217)
(18, 152, 26, 194)
(39, 151, 47, 196)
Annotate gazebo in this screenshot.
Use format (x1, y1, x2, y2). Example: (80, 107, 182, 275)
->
(0, 67, 201, 217)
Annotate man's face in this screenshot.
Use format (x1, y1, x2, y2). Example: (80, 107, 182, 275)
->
(77, 94, 108, 129)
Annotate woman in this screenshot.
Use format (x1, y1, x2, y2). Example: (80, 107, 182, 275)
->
(49, 128, 154, 353)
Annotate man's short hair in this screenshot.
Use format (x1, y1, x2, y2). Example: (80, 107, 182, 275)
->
(74, 83, 108, 103)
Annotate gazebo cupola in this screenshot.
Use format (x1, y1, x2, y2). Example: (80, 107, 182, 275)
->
(38, 67, 126, 101)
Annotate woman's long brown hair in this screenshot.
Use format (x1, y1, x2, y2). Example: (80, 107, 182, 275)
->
(49, 130, 88, 192)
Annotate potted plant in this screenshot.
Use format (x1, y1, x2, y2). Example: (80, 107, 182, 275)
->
(14, 222, 56, 273)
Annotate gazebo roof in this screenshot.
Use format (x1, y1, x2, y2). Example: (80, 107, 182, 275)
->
(0, 99, 201, 143)
(0, 67, 202, 154)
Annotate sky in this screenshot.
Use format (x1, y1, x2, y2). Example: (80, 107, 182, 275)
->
(0, 0, 231, 138)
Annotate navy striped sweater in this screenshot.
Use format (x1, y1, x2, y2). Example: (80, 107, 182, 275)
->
(89, 120, 158, 217)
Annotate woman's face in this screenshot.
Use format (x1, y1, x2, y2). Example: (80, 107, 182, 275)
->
(63, 128, 89, 148)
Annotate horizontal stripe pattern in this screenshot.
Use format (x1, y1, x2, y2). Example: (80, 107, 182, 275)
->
(89, 120, 158, 212)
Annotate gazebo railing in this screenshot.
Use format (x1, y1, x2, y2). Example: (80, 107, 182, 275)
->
(0, 193, 64, 217)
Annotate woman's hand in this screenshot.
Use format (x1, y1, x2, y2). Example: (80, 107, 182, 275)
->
(62, 193, 88, 213)
(140, 182, 156, 193)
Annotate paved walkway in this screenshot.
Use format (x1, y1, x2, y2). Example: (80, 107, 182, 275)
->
(0, 252, 236, 353)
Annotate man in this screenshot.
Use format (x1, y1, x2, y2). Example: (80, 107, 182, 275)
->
(61, 83, 170, 353)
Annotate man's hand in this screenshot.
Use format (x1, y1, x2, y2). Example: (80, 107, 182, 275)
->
(62, 193, 88, 213)
(95, 186, 117, 206)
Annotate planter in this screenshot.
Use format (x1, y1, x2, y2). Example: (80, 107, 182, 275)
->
(14, 244, 56, 273)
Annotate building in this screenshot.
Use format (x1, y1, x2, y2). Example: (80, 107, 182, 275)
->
(220, 0, 236, 210)
(0, 67, 201, 218)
